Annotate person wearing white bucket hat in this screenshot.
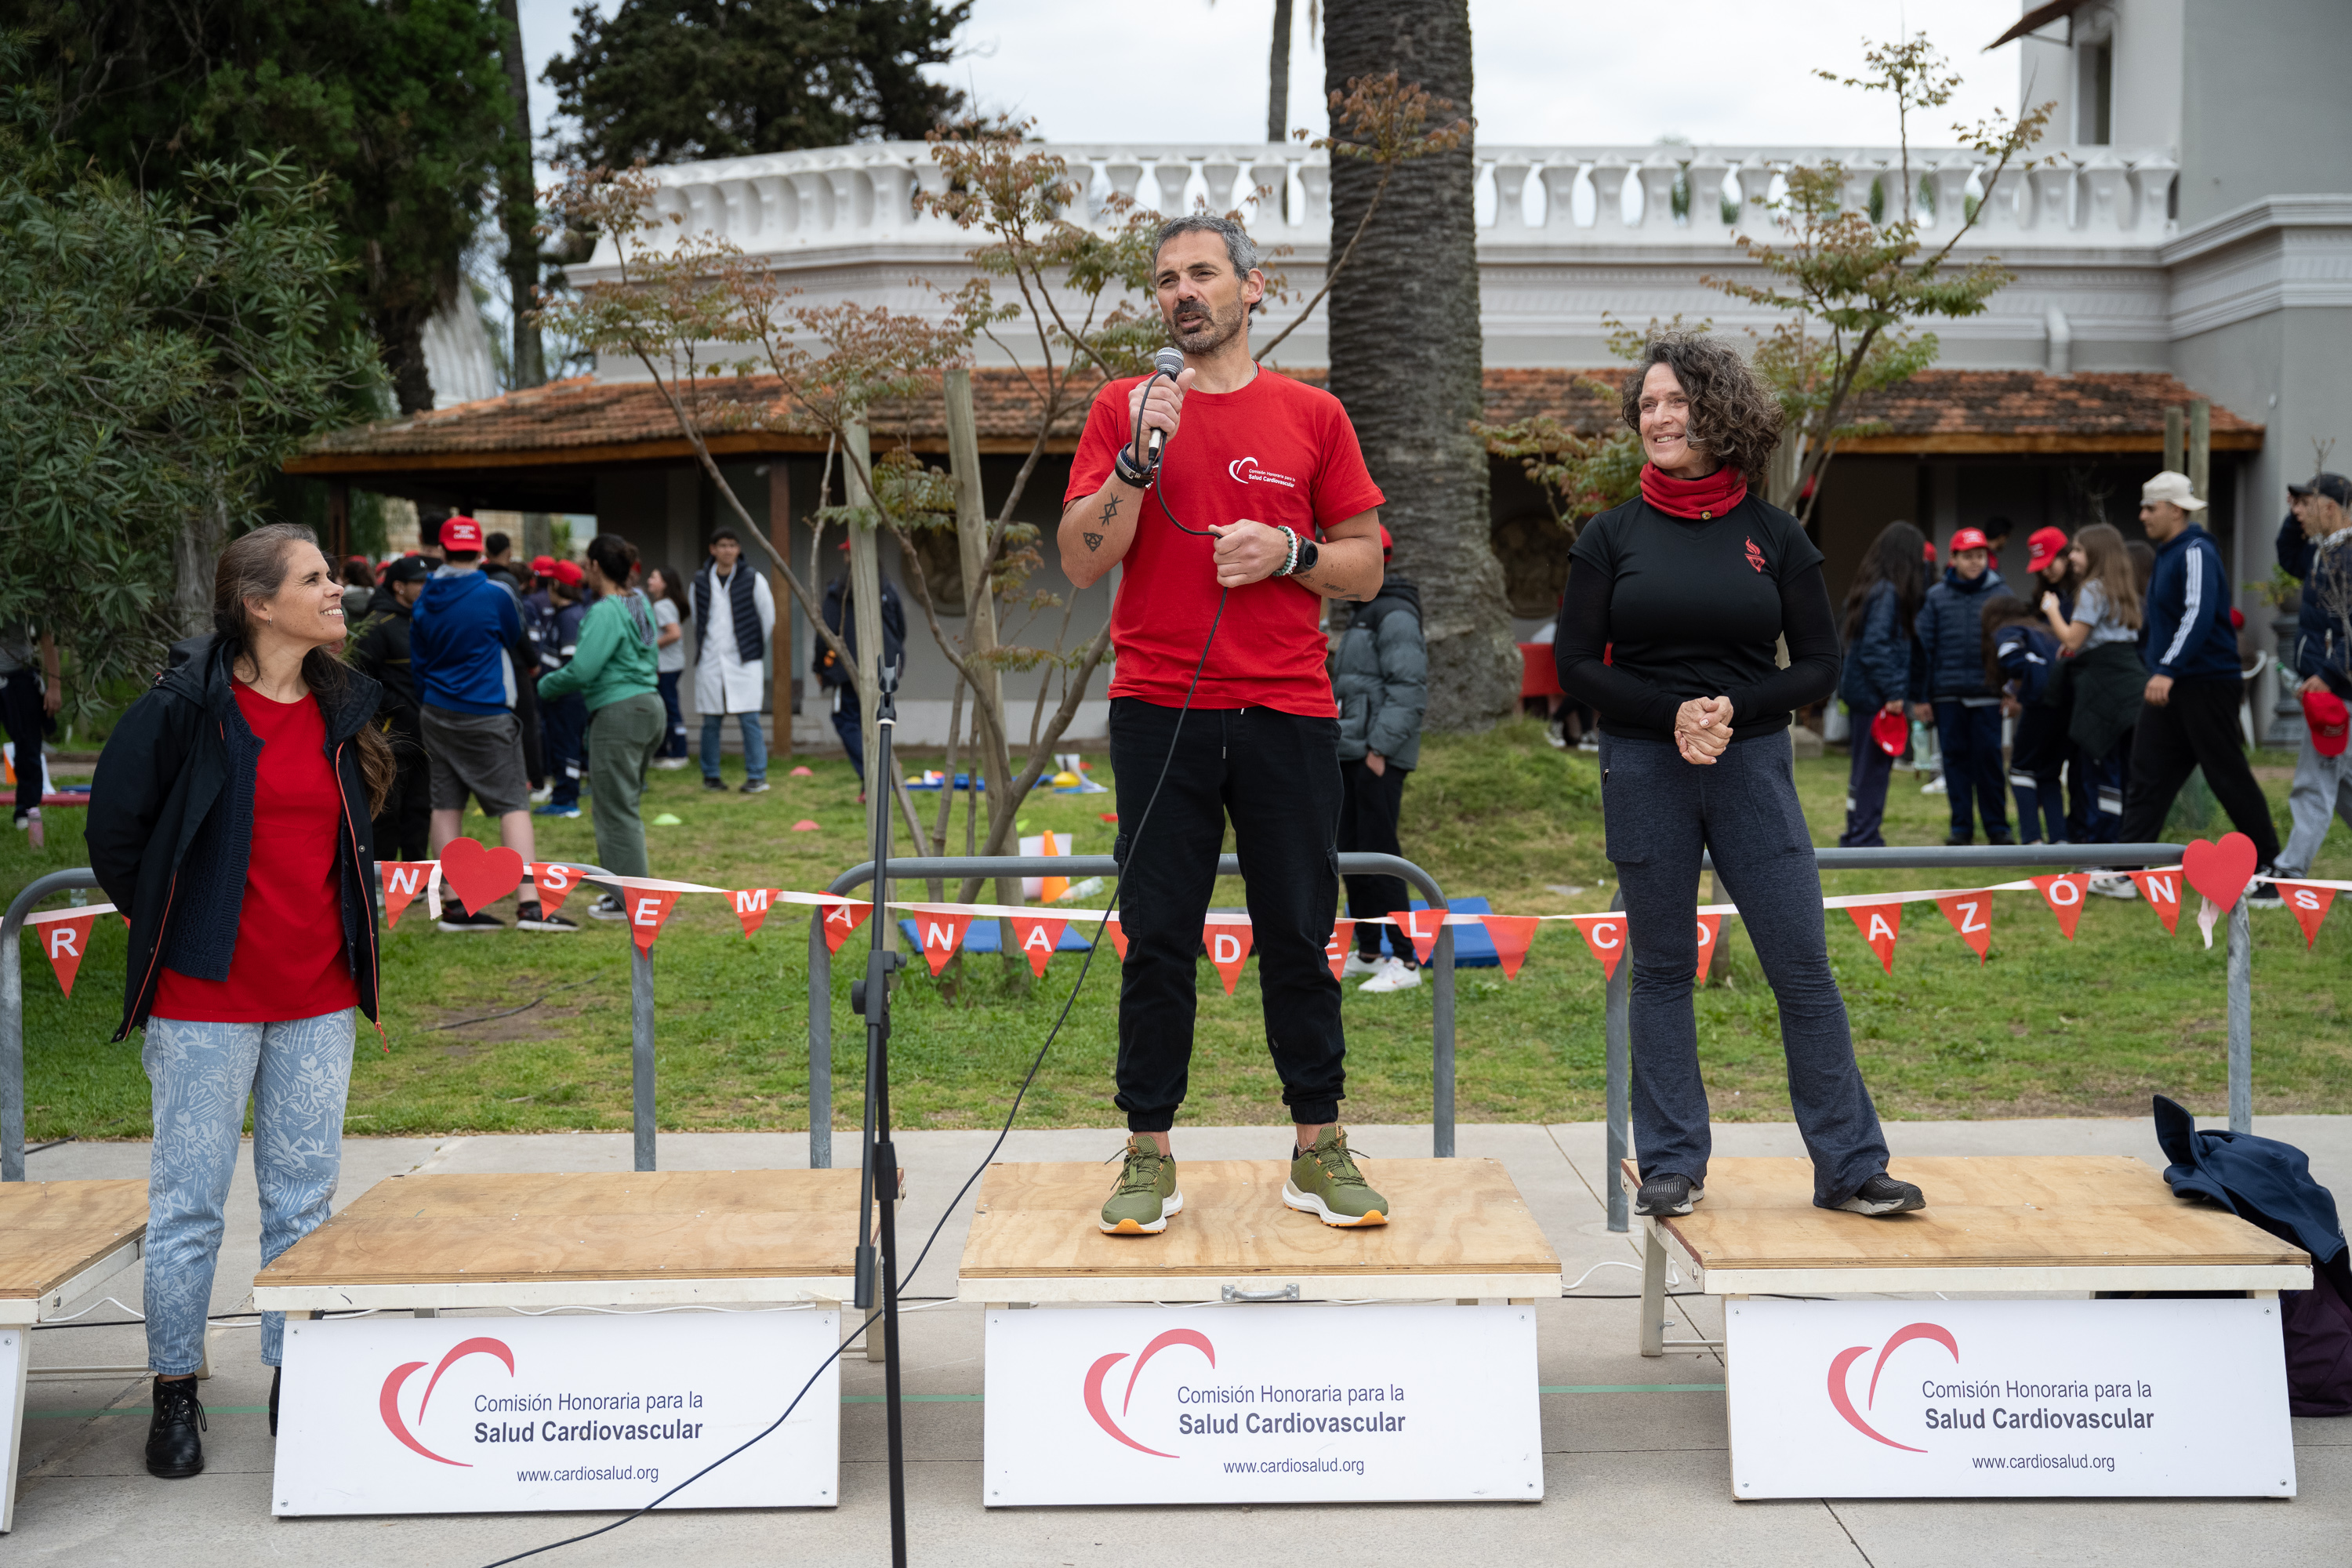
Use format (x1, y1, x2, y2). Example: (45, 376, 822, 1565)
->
(2109, 469, 2283, 898)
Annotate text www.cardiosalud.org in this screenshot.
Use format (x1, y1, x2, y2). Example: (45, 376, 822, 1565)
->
(514, 1465, 660, 1483)
(1221, 1457, 1367, 1477)
(1972, 1453, 2117, 1473)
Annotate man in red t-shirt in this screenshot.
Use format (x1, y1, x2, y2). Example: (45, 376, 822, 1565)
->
(1060, 214, 1391, 1236)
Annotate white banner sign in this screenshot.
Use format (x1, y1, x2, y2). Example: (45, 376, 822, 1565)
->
(982, 1304, 1541, 1505)
(2, 1327, 22, 1533)
(1726, 1298, 2294, 1498)
(274, 1312, 840, 1515)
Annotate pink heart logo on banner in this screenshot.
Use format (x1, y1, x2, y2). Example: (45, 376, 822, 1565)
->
(2182, 833, 2257, 911)
(440, 837, 525, 913)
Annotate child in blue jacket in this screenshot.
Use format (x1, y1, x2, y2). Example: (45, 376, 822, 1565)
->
(1984, 592, 2067, 843)
(1911, 527, 2013, 844)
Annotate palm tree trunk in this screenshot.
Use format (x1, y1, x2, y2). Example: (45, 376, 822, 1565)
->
(1268, 0, 1294, 143)
(1322, 0, 1515, 730)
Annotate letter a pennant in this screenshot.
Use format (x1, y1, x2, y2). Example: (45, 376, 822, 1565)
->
(820, 900, 873, 954)
(1008, 914, 1069, 978)
(1570, 913, 1627, 980)
(379, 862, 434, 928)
(731, 887, 776, 938)
(1846, 902, 1903, 975)
(1936, 893, 1993, 964)
(1203, 920, 1254, 996)
(2031, 873, 2088, 940)
(2277, 882, 2339, 949)
(626, 890, 682, 954)
(2130, 869, 2183, 935)
(27, 909, 100, 997)
(913, 909, 975, 976)
(1481, 915, 1540, 980)
(1323, 920, 1357, 981)
(531, 862, 581, 916)
(1693, 913, 1725, 983)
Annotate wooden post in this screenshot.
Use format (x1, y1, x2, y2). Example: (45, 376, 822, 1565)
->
(844, 416, 890, 936)
(768, 460, 793, 764)
(944, 369, 1020, 946)
(2164, 406, 2185, 477)
(2189, 399, 2212, 503)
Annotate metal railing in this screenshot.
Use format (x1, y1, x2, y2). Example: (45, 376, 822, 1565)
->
(806, 853, 1457, 1171)
(1602, 844, 2200, 1232)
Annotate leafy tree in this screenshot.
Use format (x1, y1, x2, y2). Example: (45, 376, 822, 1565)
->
(0, 49, 379, 702)
(546, 0, 970, 167)
(16, 0, 517, 412)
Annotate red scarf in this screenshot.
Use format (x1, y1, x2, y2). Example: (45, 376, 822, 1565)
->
(1639, 463, 1748, 521)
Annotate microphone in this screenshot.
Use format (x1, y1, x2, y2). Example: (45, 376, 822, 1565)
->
(1144, 347, 1184, 470)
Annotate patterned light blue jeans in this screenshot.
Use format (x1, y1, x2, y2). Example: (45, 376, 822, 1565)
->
(142, 1011, 354, 1373)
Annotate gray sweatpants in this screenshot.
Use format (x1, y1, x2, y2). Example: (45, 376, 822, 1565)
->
(1600, 731, 1889, 1208)
(2278, 729, 2352, 877)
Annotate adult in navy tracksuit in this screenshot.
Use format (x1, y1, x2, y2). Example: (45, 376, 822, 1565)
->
(2115, 472, 2282, 871)
(1835, 521, 1926, 847)
(1910, 525, 2012, 844)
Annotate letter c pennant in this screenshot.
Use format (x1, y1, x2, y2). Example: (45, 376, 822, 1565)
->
(1570, 914, 1626, 980)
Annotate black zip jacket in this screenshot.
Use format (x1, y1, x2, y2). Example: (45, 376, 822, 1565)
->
(347, 586, 420, 732)
(87, 636, 383, 1040)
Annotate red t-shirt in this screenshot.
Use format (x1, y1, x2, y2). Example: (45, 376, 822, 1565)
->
(154, 683, 358, 1024)
(1065, 368, 1385, 715)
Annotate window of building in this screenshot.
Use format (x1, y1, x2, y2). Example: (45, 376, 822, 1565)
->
(2077, 38, 2113, 145)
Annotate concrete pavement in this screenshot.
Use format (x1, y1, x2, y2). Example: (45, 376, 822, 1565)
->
(9, 1115, 2350, 1566)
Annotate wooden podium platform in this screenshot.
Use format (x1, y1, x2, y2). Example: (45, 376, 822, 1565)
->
(253, 1168, 865, 1312)
(2, 1180, 151, 1532)
(958, 1156, 1561, 1302)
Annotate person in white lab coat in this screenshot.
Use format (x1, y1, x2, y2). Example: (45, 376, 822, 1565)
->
(691, 530, 776, 794)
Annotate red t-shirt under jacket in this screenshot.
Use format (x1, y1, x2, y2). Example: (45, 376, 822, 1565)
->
(154, 682, 358, 1024)
(1065, 368, 1385, 716)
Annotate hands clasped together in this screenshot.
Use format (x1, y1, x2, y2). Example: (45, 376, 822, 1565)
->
(1674, 695, 1734, 765)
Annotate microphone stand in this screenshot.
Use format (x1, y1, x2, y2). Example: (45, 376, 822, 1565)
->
(851, 656, 909, 1567)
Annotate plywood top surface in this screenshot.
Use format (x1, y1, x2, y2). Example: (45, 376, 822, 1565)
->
(960, 1157, 1559, 1280)
(256, 1170, 865, 1288)
(0, 1180, 149, 1301)
(1628, 1156, 2307, 1272)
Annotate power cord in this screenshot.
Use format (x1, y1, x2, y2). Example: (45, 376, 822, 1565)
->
(485, 397, 1225, 1568)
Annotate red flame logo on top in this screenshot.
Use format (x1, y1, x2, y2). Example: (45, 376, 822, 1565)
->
(1745, 537, 1768, 573)
(1826, 1322, 1958, 1453)
(1083, 1329, 1216, 1457)
(379, 1337, 516, 1466)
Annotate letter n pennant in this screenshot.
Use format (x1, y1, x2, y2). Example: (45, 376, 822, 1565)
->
(2031, 873, 2088, 940)
(1323, 919, 1357, 982)
(2278, 882, 2339, 949)
(913, 909, 975, 976)
(731, 887, 776, 938)
(1203, 920, 1254, 996)
(1846, 902, 1903, 975)
(28, 909, 99, 997)
(1936, 893, 1993, 964)
(1693, 913, 1725, 983)
(1008, 914, 1068, 978)
(2130, 869, 2183, 935)
(1570, 913, 1627, 980)
(1481, 916, 1540, 980)
(627, 890, 682, 953)
(820, 900, 873, 954)
(379, 862, 433, 928)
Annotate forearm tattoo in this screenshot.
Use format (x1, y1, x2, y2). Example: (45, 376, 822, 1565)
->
(1083, 532, 1103, 551)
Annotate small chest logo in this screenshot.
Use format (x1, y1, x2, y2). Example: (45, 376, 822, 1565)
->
(1745, 538, 1767, 574)
(1227, 455, 1298, 489)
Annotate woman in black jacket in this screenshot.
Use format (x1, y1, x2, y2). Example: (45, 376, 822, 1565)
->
(1555, 332, 1923, 1222)
(88, 524, 394, 1480)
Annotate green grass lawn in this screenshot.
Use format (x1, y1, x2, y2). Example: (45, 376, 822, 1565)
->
(7, 719, 2347, 1143)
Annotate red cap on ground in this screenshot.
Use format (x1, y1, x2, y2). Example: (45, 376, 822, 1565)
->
(439, 515, 484, 552)
(2025, 526, 2070, 573)
(550, 559, 585, 587)
(531, 554, 557, 575)
(1947, 527, 1991, 554)
(2306, 690, 2349, 758)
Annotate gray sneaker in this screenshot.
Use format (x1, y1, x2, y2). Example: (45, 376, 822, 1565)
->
(1835, 1173, 1926, 1217)
(739, 779, 771, 794)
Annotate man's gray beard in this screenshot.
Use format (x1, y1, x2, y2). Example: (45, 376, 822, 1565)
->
(1170, 306, 1242, 357)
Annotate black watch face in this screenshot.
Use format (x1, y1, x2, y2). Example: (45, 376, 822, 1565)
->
(1298, 541, 1319, 572)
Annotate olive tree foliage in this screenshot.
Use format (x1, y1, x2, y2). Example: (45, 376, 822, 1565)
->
(0, 50, 379, 710)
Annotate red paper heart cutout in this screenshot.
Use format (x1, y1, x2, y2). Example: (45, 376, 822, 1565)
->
(2182, 833, 2257, 910)
(440, 836, 526, 913)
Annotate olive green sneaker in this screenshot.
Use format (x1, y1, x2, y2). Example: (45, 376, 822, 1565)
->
(1098, 1135, 1182, 1235)
(1283, 1127, 1389, 1227)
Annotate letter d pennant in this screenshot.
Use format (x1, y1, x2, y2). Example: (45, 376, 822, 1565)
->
(1936, 893, 1993, 964)
(1008, 914, 1068, 978)
(28, 909, 99, 997)
(379, 862, 434, 928)
(627, 890, 682, 953)
(1846, 902, 1903, 975)
(913, 909, 975, 976)
(1323, 919, 1356, 981)
(1570, 913, 1626, 980)
(2031, 873, 2088, 940)
(1481, 915, 1540, 980)
(2130, 869, 2183, 935)
(1203, 920, 1254, 996)
(2277, 881, 2339, 949)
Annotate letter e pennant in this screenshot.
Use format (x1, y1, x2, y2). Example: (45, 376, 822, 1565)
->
(627, 890, 682, 953)
(2278, 882, 2339, 949)
(2031, 873, 2088, 940)
(1008, 915, 1068, 978)
(379, 862, 433, 928)
(914, 909, 975, 976)
(2130, 869, 2183, 935)
(29, 909, 99, 997)
(1571, 913, 1627, 980)
(1481, 915, 1540, 980)
(1936, 894, 1993, 963)
(1203, 920, 1254, 996)
(1846, 902, 1903, 975)
(1693, 913, 1725, 983)
(1323, 920, 1357, 981)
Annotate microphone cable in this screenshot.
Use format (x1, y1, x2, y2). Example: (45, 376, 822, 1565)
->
(484, 379, 1232, 1568)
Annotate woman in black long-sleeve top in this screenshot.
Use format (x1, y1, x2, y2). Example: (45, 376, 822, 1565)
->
(1554, 332, 1925, 1221)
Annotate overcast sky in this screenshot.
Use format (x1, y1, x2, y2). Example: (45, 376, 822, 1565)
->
(514, 1, 2040, 157)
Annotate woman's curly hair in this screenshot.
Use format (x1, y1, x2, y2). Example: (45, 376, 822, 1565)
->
(1618, 330, 1785, 485)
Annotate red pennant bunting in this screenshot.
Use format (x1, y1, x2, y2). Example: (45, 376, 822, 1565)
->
(1570, 913, 1627, 980)
(1323, 919, 1358, 982)
(2278, 881, 2339, 949)
(441, 835, 525, 913)
(1007, 914, 1069, 977)
(731, 887, 775, 938)
(1399, 906, 1443, 966)
(1203, 921, 1254, 996)
(820, 900, 873, 954)
(1845, 902, 1903, 975)
(1104, 913, 1129, 961)
(532, 862, 582, 916)
(1936, 893, 1993, 964)
(379, 862, 433, 928)
(1480, 915, 1539, 980)
(624, 889, 681, 953)
(30, 911, 98, 997)
(2031, 873, 2088, 940)
(2130, 869, 2183, 935)
(1693, 913, 1725, 983)
(913, 909, 975, 975)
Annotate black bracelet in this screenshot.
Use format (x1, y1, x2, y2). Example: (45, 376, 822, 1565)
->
(1113, 447, 1152, 488)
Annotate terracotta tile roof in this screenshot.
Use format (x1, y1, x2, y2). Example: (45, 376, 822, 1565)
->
(288, 365, 2259, 480)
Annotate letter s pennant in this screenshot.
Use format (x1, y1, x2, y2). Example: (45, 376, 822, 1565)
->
(2276, 881, 2338, 949)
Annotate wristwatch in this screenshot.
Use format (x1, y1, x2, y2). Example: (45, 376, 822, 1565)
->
(1292, 538, 1319, 575)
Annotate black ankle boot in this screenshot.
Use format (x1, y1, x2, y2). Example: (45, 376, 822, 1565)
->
(146, 1375, 206, 1479)
(269, 1367, 281, 1436)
